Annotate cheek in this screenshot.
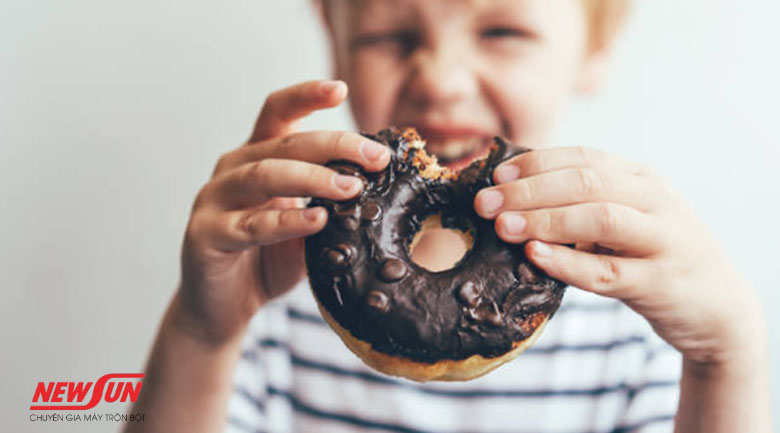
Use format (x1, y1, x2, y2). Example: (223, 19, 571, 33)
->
(485, 49, 582, 146)
(347, 54, 406, 133)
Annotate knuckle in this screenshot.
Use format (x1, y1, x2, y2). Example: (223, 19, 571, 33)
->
(185, 212, 207, 240)
(265, 88, 284, 108)
(575, 146, 598, 167)
(517, 178, 535, 202)
(648, 259, 671, 289)
(238, 210, 266, 241)
(184, 208, 217, 249)
(259, 93, 279, 119)
(331, 130, 352, 155)
(212, 152, 233, 176)
(277, 209, 298, 228)
(597, 203, 623, 236)
(643, 165, 661, 179)
(575, 167, 604, 196)
(525, 210, 553, 239)
(520, 151, 543, 174)
(596, 256, 621, 287)
(192, 185, 209, 211)
(539, 210, 556, 237)
(192, 180, 220, 211)
(292, 162, 327, 193)
(246, 159, 274, 183)
(263, 90, 296, 124)
(277, 133, 297, 153)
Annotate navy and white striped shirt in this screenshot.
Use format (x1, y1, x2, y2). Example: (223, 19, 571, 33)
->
(225, 280, 681, 433)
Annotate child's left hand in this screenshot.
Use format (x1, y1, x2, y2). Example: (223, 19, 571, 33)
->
(474, 146, 765, 367)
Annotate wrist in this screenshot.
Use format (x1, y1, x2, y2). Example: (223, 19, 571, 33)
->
(166, 291, 251, 349)
(683, 302, 768, 379)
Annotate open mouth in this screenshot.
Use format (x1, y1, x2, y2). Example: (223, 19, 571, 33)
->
(424, 136, 493, 171)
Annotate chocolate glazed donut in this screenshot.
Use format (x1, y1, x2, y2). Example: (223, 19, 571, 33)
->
(305, 127, 566, 381)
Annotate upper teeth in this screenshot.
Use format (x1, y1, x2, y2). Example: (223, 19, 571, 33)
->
(425, 137, 484, 160)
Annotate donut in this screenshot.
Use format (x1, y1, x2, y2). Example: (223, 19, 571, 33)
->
(305, 127, 566, 382)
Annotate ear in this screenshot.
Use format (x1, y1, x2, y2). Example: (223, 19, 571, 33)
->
(313, 0, 349, 81)
(576, 48, 611, 95)
(576, 2, 633, 95)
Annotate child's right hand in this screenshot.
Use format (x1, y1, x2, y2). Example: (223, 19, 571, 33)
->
(172, 80, 390, 345)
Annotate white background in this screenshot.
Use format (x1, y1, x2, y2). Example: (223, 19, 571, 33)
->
(1, 0, 778, 431)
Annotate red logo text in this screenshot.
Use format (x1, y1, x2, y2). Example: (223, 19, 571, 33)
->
(30, 373, 144, 410)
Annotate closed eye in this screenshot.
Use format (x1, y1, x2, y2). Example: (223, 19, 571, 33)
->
(350, 31, 420, 56)
(481, 26, 534, 40)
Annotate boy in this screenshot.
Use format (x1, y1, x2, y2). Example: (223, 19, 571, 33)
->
(125, 0, 771, 432)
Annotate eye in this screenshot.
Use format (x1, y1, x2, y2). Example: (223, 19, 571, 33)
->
(350, 31, 420, 57)
(481, 26, 533, 40)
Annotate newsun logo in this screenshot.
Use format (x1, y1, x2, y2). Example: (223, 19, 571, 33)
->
(30, 373, 144, 410)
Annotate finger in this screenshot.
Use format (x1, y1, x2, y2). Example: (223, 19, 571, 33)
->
(494, 202, 664, 254)
(208, 159, 364, 209)
(475, 168, 658, 218)
(493, 146, 649, 184)
(210, 206, 329, 252)
(216, 130, 390, 175)
(525, 240, 652, 300)
(250, 80, 347, 141)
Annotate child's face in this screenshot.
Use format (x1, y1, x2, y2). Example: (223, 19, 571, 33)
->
(325, 0, 601, 170)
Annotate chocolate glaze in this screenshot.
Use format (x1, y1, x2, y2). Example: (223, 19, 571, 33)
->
(305, 128, 566, 363)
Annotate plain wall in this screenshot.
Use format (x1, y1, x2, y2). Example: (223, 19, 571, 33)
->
(1, 0, 778, 431)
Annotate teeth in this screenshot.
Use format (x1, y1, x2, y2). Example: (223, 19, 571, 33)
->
(426, 137, 485, 161)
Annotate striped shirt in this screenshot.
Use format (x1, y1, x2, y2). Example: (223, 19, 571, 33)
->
(225, 280, 681, 433)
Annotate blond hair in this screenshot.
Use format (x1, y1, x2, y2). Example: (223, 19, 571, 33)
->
(318, 0, 633, 50)
(581, 0, 633, 50)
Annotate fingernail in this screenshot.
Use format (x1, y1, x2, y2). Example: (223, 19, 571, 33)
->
(334, 174, 360, 192)
(320, 80, 345, 96)
(495, 164, 520, 184)
(303, 207, 323, 222)
(501, 213, 526, 236)
(532, 241, 551, 259)
(360, 140, 387, 162)
(478, 190, 504, 215)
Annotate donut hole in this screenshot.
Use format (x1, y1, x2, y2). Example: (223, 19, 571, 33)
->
(409, 214, 474, 272)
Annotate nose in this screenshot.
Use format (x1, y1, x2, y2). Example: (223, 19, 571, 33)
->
(404, 43, 479, 109)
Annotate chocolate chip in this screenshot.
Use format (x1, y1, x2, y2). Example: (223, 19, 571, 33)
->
(361, 202, 382, 221)
(335, 204, 359, 218)
(378, 258, 407, 282)
(522, 292, 554, 308)
(457, 281, 481, 307)
(516, 263, 544, 290)
(332, 203, 360, 231)
(482, 302, 504, 327)
(324, 249, 347, 269)
(339, 216, 360, 231)
(466, 301, 503, 327)
(366, 290, 390, 313)
(333, 243, 356, 260)
(323, 243, 356, 270)
(501, 290, 524, 312)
